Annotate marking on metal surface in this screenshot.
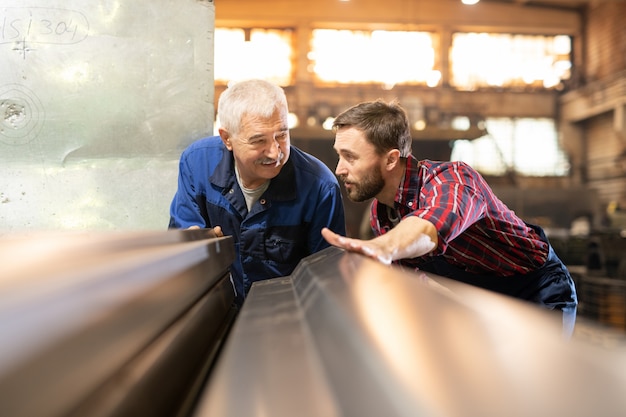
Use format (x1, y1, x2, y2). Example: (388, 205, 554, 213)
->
(0, 84, 45, 145)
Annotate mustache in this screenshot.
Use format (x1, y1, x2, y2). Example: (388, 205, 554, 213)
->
(257, 151, 284, 165)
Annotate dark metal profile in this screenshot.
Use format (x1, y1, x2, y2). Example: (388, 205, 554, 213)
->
(0, 229, 236, 417)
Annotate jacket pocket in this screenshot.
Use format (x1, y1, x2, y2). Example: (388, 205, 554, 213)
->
(264, 226, 308, 264)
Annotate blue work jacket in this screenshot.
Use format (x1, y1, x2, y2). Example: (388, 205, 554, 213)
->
(169, 136, 346, 305)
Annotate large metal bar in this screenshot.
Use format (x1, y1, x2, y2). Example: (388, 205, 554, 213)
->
(195, 246, 626, 417)
(0, 229, 236, 417)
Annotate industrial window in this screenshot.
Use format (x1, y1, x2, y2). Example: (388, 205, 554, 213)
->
(450, 118, 570, 176)
(214, 28, 294, 85)
(309, 29, 440, 88)
(450, 33, 572, 90)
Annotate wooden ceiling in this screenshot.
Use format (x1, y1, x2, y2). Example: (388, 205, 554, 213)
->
(215, 0, 585, 35)
(484, 0, 597, 9)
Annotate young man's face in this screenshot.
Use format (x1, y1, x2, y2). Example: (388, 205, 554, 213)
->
(333, 126, 386, 202)
(220, 108, 291, 189)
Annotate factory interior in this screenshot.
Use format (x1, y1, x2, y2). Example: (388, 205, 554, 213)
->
(213, 0, 626, 332)
(2, 1, 626, 416)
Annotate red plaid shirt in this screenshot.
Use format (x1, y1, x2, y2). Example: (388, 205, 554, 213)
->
(371, 156, 549, 276)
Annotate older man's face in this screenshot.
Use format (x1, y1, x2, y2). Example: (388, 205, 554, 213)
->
(221, 108, 291, 190)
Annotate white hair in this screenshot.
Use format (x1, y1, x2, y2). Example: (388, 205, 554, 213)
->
(217, 79, 288, 137)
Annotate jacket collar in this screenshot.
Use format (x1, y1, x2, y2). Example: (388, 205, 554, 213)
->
(211, 145, 297, 201)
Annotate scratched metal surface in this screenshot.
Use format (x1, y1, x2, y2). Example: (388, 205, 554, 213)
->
(196, 246, 626, 417)
(0, 1, 215, 232)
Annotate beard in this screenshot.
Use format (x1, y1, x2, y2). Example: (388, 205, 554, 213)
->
(341, 167, 385, 202)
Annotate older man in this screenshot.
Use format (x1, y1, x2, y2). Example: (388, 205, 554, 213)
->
(169, 79, 346, 306)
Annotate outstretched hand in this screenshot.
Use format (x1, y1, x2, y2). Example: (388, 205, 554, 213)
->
(321, 227, 392, 265)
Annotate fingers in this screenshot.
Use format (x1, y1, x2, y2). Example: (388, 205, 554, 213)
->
(321, 227, 343, 246)
(322, 228, 388, 263)
(185, 225, 224, 238)
(323, 227, 362, 250)
(322, 228, 356, 250)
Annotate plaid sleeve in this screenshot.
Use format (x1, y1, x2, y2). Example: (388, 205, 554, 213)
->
(408, 162, 487, 253)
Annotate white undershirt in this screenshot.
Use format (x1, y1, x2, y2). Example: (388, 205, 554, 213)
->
(235, 163, 269, 211)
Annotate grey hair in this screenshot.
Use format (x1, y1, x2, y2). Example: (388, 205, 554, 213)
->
(217, 79, 288, 137)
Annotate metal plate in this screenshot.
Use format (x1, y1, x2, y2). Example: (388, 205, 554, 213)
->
(196, 246, 626, 417)
(0, 229, 235, 417)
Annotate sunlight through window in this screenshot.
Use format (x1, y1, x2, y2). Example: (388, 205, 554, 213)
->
(451, 118, 570, 176)
(310, 29, 438, 87)
(450, 33, 571, 90)
(214, 28, 293, 85)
